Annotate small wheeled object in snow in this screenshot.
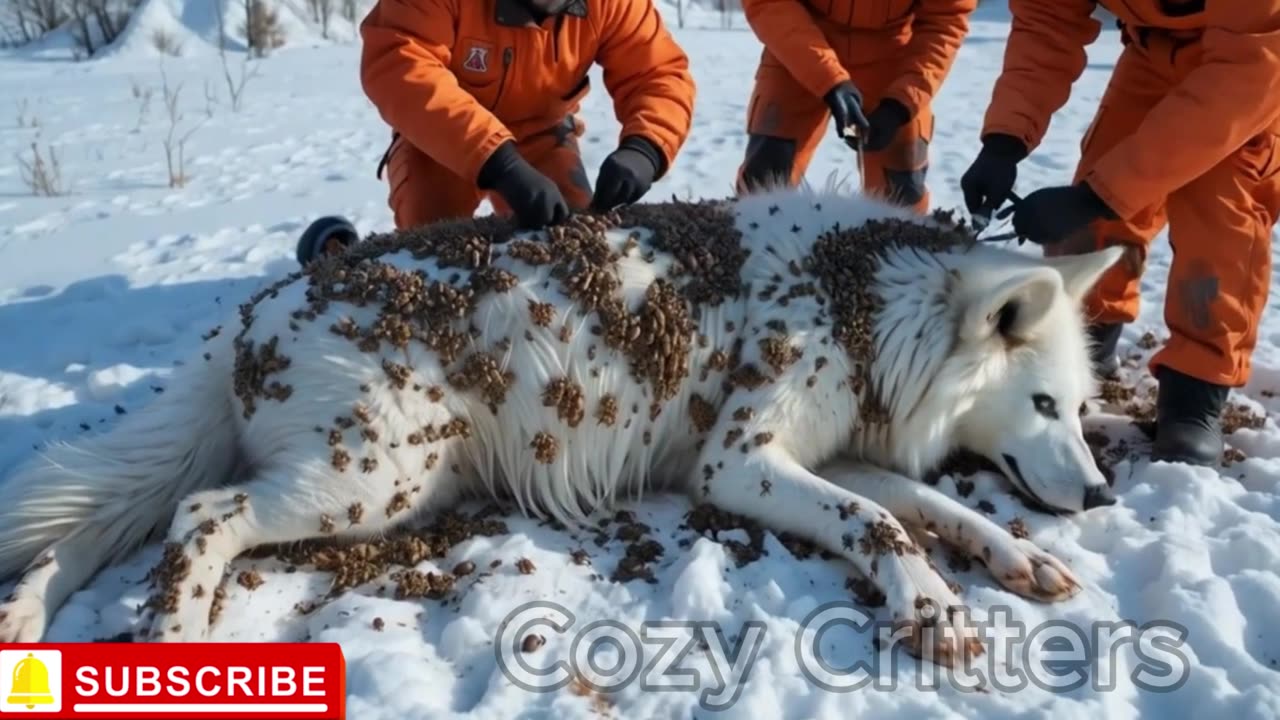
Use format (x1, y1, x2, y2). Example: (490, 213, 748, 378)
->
(296, 215, 359, 265)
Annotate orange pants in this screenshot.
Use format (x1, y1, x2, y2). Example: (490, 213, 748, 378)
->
(384, 116, 593, 230)
(735, 34, 934, 212)
(1050, 32, 1280, 387)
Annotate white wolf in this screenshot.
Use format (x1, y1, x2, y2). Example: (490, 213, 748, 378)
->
(0, 186, 1121, 666)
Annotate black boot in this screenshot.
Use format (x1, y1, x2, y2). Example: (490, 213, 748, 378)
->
(1151, 366, 1228, 467)
(1088, 323, 1122, 378)
(296, 216, 359, 266)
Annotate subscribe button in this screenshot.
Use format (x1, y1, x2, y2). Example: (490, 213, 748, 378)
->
(0, 643, 345, 718)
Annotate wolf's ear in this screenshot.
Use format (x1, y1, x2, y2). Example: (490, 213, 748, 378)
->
(959, 267, 1063, 345)
(1041, 246, 1126, 303)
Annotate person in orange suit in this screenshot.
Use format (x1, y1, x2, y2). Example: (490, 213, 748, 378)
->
(735, 0, 977, 212)
(357, 0, 695, 234)
(962, 1, 1280, 467)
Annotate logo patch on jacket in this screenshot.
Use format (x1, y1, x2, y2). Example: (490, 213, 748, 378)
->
(463, 45, 490, 73)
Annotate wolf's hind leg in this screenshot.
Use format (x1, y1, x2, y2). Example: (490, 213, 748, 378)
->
(824, 461, 1081, 602)
(0, 531, 111, 642)
(143, 455, 460, 642)
(700, 443, 983, 668)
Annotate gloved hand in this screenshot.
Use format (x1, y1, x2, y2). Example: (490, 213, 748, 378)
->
(590, 137, 663, 211)
(1008, 182, 1116, 245)
(960, 133, 1028, 218)
(478, 141, 570, 229)
(862, 98, 912, 152)
(823, 81, 870, 149)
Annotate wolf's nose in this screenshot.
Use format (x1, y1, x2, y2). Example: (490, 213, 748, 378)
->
(1082, 484, 1116, 510)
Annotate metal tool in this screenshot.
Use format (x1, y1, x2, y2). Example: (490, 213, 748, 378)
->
(841, 125, 867, 189)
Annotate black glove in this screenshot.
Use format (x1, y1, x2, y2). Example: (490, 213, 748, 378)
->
(590, 136, 664, 212)
(1009, 182, 1116, 245)
(862, 98, 912, 152)
(960, 133, 1028, 218)
(478, 141, 570, 229)
(823, 81, 870, 149)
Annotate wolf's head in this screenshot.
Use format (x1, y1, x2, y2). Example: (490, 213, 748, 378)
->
(938, 244, 1126, 514)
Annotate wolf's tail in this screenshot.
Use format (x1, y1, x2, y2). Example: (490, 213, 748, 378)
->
(0, 331, 240, 578)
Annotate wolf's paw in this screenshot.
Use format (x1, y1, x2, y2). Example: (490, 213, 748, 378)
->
(0, 592, 48, 643)
(988, 538, 1081, 602)
(883, 564, 983, 668)
(891, 597, 984, 668)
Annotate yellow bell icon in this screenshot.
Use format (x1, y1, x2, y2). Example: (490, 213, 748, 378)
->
(7, 653, 54, 709)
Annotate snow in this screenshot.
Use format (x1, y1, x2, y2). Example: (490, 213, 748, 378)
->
(2, 2, 1279, 718)
(11, 0, 372, 62)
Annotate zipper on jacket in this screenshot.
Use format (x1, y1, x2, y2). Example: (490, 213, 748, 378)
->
(490, 48, 514, 112)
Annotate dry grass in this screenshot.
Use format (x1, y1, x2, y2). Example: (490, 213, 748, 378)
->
(14, 98, 36, 128)
(17, 139, 65, 196)
(150, 27, 183, 57)
(129, 77, 153, 133)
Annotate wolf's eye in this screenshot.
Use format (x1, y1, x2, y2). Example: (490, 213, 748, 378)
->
(1032, 393, 1059, 419)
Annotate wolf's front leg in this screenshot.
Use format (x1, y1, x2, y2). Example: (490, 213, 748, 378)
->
(824, 460, 1081, 602)
(697, 442, 983, 668)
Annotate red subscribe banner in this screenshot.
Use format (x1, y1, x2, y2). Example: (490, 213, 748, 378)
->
(0, 643, 344, 718)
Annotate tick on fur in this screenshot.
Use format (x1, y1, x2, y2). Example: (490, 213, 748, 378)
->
(347, 503, 365, 525)
(530, 432, 558, 464)
(723, 427, 744, 449)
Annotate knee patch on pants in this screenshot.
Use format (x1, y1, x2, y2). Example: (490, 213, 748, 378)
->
(740, 135, 797, 192)
(882, 166, 928, 207)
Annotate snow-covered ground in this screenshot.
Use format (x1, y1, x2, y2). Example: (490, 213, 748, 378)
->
(2, 3, 1279, 718)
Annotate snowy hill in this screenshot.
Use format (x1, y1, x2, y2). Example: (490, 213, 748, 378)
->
(1, 3, 1279, 718)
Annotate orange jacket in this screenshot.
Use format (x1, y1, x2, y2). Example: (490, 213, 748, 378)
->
(983, 0, 1280, 220)
(360, 0, 695, 185)
(740, 0, 975, 115)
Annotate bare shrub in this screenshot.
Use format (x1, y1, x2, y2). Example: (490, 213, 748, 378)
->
(159, 66, 206, 188)
(340, 0, 359, 25)
(17, 139, 65, 196)
(241, 0, 285, 57)
(203, 78, 218, 119)
(67, 0, 141, 58)
(151, 27, 182, 56)
(211, 0, 259, 113)
(15, 98, 33, 128)
(219, 43, 259, 113)
(66, 0, 97, 57)
(306, 0, 333, 38)
(1, 0, 68, 46)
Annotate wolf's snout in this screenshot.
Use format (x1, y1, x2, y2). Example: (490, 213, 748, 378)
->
(1082, 484, 1116, 510)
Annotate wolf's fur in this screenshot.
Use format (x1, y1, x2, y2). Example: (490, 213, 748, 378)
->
(0, 186, 1121, 666)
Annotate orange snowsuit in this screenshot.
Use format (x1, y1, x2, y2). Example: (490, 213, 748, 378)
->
(737, 0, 976, 211)
(983, 0, 1280, 388)
(360, 0, 695, 230)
